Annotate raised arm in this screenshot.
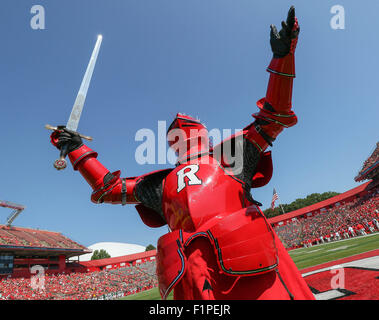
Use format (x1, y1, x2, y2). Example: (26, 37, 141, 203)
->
(244, 6, 300, 152)
(215, 7, 300, 191)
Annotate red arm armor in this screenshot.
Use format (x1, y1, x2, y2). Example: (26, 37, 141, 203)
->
(244, 20, 299, 152)
(67, 144, 169, 228)
(246, 54, 298, 150)
(67, 144, 140, 205)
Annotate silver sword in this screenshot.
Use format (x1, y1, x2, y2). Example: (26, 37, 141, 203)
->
(46, 34, 103, 170)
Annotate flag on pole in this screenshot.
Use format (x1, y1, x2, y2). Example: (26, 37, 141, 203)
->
(271, 188, 279, 210)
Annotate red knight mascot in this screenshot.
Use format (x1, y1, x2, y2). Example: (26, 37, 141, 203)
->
(50, 7, 315, 300)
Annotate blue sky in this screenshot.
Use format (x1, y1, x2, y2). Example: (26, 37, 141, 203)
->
(0, 0, 377, 249)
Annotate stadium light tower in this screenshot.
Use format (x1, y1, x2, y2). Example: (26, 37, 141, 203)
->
(0, 200, 25, 227)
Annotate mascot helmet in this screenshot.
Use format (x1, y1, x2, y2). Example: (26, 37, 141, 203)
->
(167, 113, 209, 157)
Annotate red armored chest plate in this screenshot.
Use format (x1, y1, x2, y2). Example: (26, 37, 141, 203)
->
(162, 156, 248, 232)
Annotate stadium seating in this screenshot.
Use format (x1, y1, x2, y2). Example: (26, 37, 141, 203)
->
(0, 260, 158, 300)
(274, 189, 379, 249)
(0, 226, 88, 251)
(355, 143, 379, 181)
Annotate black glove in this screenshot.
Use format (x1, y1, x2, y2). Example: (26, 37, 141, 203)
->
(270, 6, 300, 58)
(56, 127, 83, 154)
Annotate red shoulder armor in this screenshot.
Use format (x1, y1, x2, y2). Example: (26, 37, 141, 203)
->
(136, 204, 167, 228)
(251, 151, 273, 188)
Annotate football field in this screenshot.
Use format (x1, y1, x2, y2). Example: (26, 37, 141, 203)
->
(289, 232, 379, 270)
(121, 233, 379, 300)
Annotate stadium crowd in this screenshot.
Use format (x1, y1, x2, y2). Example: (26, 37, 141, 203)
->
(0, 260, 157, 300)
(274, 188, 379, 249)
(355, 143, 379, 181)
(0, 226, 86, 250)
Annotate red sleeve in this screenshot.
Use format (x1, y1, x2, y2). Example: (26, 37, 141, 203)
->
(67, 144, 140, 205)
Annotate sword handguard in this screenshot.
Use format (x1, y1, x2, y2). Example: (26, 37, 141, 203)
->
(45, 124, 93, 141)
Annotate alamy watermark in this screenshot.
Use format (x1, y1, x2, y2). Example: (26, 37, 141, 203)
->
(30, 265, 45, 291)
(330, 5, 345, 30)
(330, 265, 345, 290)
(134, 121, 244, 174)
(30, 5, 45, 30)
(28, 4, 346, 33)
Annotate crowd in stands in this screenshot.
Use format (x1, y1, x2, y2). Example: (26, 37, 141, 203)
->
(355, 143, 379, 181)
(0, 226, 87, 251)
(274, 188, 379, 249)
(0, 260, 157, 300)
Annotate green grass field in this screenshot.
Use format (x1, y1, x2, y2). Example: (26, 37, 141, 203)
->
(289, 232, 379, 270)
(121, 233, 379, 300)
(121, 287, 168, 300)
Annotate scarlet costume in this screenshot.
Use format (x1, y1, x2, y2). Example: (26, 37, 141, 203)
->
(50, 7, 314, 300)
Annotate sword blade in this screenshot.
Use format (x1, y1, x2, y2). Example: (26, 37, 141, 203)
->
(66, 34, 103, 131)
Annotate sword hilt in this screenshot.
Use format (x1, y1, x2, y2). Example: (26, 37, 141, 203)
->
(54, 144, 69, 171)
(45, 124, 93, 171)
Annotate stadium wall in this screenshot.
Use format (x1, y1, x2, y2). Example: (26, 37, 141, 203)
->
(79, 250, 157, 272)
(0, 253, 87, 279)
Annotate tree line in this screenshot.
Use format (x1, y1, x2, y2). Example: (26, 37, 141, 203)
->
(263, 191, 340, 219)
